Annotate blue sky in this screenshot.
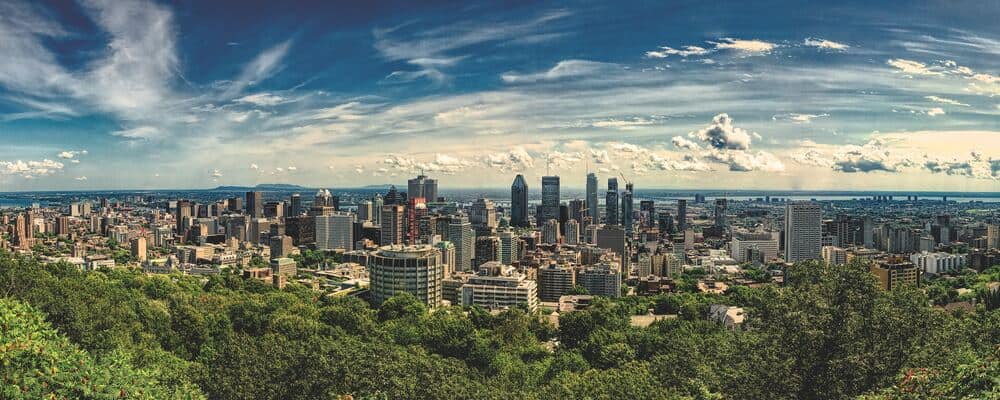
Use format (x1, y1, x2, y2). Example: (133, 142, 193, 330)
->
(0, 0, 998, 191)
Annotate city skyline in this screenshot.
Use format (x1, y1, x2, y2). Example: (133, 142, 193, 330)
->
(1, 0, 999, 192)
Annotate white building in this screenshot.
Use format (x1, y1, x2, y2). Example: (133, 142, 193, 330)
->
(910, 251, 966, 274)
(784, 202, 822, 262)
(822, 246, 848, 266)
(730, 230, 779, 263)
(460, 262, 538, 312)
(315, 212, 354, 251)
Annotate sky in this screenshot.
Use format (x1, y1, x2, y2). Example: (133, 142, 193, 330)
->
(0, 0, 998, 192)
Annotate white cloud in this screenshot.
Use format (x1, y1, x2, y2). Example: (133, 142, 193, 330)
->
(926, 107, 945, 116)
(803, 38, 849, 50)
(588, 117, 656, 130)
(235, 92, 286, 106)
(671, 136, 700, 150)
(210, 169, 222, 177)
(74, 176, 88, 181)
(0, 159, 65, 178)
(690, 113, 754, 150)
(223, 40, 293, 98)
(773, 113, 830, 124)
(485, 147, 534, 172)
(712, 38, 776, 54)
(501, 60, 612, 84)
(924, 95, 969, 107)
(887, 59, 942, 75)
(57, 150, 85, 159)
(111, 126, 162, 139)
(645, 45, 710, 58)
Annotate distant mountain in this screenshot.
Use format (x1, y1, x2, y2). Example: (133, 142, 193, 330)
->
(211, 183, 312, 191)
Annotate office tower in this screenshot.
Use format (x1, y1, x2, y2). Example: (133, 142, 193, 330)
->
(541, 176, 561, 222)
(565, 219, 580, 245)
(677, 199, 688, 231)
(372, 194, 384, 225)
(380, 205, 405, 245)
(730, 230, 779, 263)
(408, 174, 438, 203)
(369, 245, 444, 306)
(474, 236, 501, 269)
(358, 200, 373, 222)
(510, 174, 529, 227)
(314, 189, 338, 210)
(621, 182, 634, 233)
(714, 198, 728, 229)
(246, 191, 263, 219)
(639, 200, 655, 228)
(12, 214, 28, 249)
(470, 198, 497, 228)
(418, 215, 438, 244)
(406, 197, 427, 244)
(448, 216, 475, 272)
(263, 201, 284, 219)
(249, 218, 271, 245)
(499, 230, 522, 265)
(596, 225, 629, 272)
(385, 185, 403, 205)
(289, 193, 302, 217)
(228, 196, 242, 212)
(460, 263, 538, 312)
(435, 241, 456, 276)
(586, 173, 599, 224)
(538, 262, 576, 301)
(870, 260, 920, 290)
(578, 261, 622, 298)
(988, 224, 1000, 250)
(270, 235, 295, 259)
(784, 202, 822, 262)
(542, 219, 561, 244)
(569, 199, 587, 226)
(129, 236, 147, 262)
(285, 215, 315, 245)
(316, 212, 355, 251)
(56, 216, 70, 236)
(605, 178, 619, 225)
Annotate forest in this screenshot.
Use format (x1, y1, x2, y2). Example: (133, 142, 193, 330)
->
(1, 250, 998, 399)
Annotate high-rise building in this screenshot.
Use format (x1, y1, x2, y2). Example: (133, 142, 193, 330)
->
(596, 225, 629, 272)
(510, 175, 529, 227)
(357, 200, 373, 222)
(677, 199, 687, 231)
(285, 215, 315, 245)
(470, 198, 497, 228)
(408, 175, 438, 203)
(870, 260, 920, 290)
(578, 261, 622, 298)
(541, 176, 561, 223)
(537, 262, 576, 301)
(175, 199, 192, 236)
(474, 236, 501, 269)
(586, 173, 599, 224)
(730, 230, 779, 263)
(130, 236, 147, 262)
(988, 224, 999, 250)
(621, 182, 634, 233)
(499, 230, 521, 265)
(289, 193, 302, 217)
(564, 219, 580, 245)
(316, 212, 355, 251)
(784, 202, 822, 262)
(56, 216, 70, 236)
(605, 178, 619, 226)
(369, 245, 444, 306)
(246, 191, 263, 219)
(822, 246, 848, 266)
(542, 219, 561, 244)
(380, 205, 405, 245)
(447, 216, 474, 272)
(714, 198, 728, 229)
(372, 195, 384, 226)
(406, 197, 427, 245)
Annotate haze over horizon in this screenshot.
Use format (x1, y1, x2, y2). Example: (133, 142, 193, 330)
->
(1, 0, 999, 192)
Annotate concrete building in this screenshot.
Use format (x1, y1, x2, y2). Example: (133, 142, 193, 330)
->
(542, 219, 561, 244)
(564, 219, 580, 245)
(870, 260, 920, 290)
(730, 230, 779, 263)
(541, 176, 561, 223)
(910, 251, 966, 274)
(369, 245, 444, 307)
(822, 246, 848, 266)
(380, 205, 405, 245)
(784, 202, 822, 262)
(537, 262, 576, 301)
(130, 236, 147, 262)
(460, 262, 538, 312)
(577, 261, 621, 298)
(316, 212, 354, 251)
(271, 257, 297, 277)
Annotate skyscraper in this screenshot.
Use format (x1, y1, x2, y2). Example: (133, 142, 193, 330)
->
(289, 193, 302, 217)
(510, 174, 529, 227)
(447, 216, 474, 272)
(408, 174, 438, 203)
(714, 198, 727, 229)
(470, 198, 497, 228)
(246, 191, 262, 219)
(380, 204, 405, 245)
(316, 212, 355, 251)
(541, 176, 560, 223)
(586, 173, 599, 223)
(621, 182, 634, 233)
(784, 202, 822, 262)
(372, 194, 384, 226)
(605, 178, 619, 225)
(677, 199, 688, 231)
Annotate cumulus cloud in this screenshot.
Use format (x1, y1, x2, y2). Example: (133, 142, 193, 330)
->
(689, 113, 753, 150)
(0, 159, 65, 178)
(671, 136, 701, 150)
(924, 152, 1000, 180)
(711, 38, 776, 54)
(590, 149, 612, 164)
(704, 149, 785, 172)
(485, 147, 534, 172)
(803, 38, 848, 50)
(819, 139, 916, 173)
(57, 150, 86, 159)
